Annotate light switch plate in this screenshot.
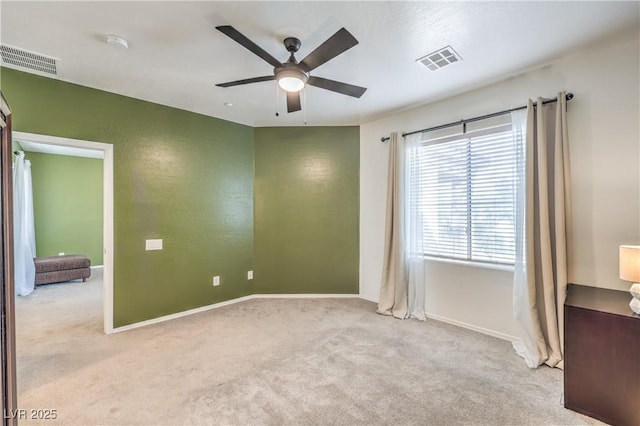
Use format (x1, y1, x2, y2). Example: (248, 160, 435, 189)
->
(213, 276, 220, 286)
(247, 270, 253, 280)
(145, 239, 163, 251)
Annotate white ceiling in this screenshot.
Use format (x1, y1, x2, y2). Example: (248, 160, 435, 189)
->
(1, 1, 638, 127)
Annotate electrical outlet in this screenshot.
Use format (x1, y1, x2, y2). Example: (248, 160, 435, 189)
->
(213, 276, 220, 286)
(247, 270, 253, 280)
(58, 252, 65, 256)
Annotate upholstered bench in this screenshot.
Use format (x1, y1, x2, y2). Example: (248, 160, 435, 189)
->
(34, 254, 91, 286)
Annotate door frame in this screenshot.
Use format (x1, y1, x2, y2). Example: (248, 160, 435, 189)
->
(13, 132, 114, 333)
(1, 93, 17, 425)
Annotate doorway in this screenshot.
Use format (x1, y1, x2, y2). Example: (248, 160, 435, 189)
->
(12, 132, 114, 333)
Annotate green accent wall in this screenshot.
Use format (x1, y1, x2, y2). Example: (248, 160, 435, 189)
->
(254, 127, 359, 294)
(26, 152, 103, 265)
(2, 68, 255, 327)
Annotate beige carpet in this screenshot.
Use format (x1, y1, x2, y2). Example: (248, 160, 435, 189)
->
(15, 270, 600, 425)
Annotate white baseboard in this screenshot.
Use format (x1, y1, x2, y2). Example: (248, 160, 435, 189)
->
(110, 292, 518, 343)
(91, 265, 104, 269)
(425, 312, 520, 342)
(252, 293, 360, 299)
(112, 295, 255, 334)
(111, 293, 360, 334)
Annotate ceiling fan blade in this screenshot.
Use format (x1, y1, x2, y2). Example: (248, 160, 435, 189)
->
(216, 75, 275, 88)
(216, 25, 282, 68)
(286, 91, 301, 113)
(300, 28, 359, 72)
(307, 76, 367, 98)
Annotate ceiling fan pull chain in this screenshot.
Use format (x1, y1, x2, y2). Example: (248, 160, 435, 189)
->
(303, 90, 307, 125)
(275, 82, 280, 117)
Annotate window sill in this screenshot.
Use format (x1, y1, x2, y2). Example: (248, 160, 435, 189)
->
(422, 255, 514, 272)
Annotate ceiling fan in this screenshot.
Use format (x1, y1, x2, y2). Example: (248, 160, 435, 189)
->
(215, 25, 367, 113)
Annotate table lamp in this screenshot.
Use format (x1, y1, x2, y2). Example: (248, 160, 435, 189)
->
(619, 245, 640, 314)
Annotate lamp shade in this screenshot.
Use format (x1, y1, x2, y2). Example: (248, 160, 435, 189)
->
(619, 245, 640, 282)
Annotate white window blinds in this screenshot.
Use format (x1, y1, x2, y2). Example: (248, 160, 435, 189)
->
(413, 118, 516, 265)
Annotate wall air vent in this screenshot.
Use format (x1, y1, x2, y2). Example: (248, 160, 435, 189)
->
(0, 44, 58, 75)
(417, 45, 462, 71)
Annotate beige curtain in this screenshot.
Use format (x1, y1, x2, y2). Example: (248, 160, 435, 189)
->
(513, 93, 572, 369)
(377, 132, 408, 319)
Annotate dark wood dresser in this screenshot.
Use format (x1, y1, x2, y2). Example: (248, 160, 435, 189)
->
(564, 284, 640, 426)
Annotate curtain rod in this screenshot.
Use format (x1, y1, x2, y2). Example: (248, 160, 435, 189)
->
(380, 92, 573, 142)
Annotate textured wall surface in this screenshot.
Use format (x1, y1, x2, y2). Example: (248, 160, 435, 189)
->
(2, 68, 255, 327)
(254, 127, 359, 294)
(27, 152, 103, 264)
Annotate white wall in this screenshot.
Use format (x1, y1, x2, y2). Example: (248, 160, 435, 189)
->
(360, 27, 640, 339)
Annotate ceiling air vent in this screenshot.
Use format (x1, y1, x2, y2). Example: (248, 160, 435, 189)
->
(417, 46, 462, 71)
(0, 44, 58, 75)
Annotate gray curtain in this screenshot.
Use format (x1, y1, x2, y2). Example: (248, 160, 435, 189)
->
(512, 92, 572, 368)
(377, 132, 408, 319)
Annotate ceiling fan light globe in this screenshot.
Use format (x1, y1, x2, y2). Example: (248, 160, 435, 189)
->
(278, 76, 305, 92)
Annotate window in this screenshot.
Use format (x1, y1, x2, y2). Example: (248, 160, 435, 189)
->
(412, 119, 517, 265)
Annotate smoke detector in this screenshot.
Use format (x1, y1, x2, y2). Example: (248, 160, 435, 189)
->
(0, 44, 58, 75)
(106, 34, 129, 49)
(417, 46, 462, 71)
